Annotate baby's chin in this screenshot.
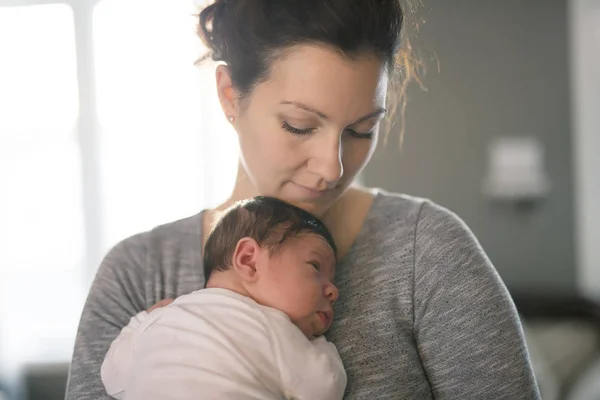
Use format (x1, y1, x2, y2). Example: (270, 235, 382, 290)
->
(295, 319, 325, 339)
(294, 321, 323, 340)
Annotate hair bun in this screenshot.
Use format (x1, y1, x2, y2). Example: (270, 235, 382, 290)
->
(197, 0, 230, 62)
(194, 0, 418, 142)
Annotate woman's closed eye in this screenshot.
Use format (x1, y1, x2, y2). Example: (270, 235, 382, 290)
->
(346, 128, 374, 140)
(282, 120, 374, 139)
(282, 121, 314, 135)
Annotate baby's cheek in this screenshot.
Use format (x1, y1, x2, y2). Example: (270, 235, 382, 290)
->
(293, 317, 316, 339)
(282, 287, 313, 312)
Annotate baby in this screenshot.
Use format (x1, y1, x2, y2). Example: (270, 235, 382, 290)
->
(100, 196, 346, 400)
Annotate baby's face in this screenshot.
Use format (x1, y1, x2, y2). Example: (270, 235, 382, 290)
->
(254, 233, 338, 338)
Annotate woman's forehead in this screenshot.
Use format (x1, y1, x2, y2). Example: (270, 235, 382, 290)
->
(257, 44, 388, 116)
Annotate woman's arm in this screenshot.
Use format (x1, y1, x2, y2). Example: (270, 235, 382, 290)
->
(66, 234, 149, 400)
(413, 202, 541, 399)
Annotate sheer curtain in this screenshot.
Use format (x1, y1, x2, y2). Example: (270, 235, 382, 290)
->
(0, 0, 238, 376)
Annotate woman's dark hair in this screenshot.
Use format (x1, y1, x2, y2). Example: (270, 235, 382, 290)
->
(196, 0, 424, 145)
(203, 196, 337, 281)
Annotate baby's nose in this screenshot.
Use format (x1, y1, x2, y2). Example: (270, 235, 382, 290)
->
(325, 282, 339, 304)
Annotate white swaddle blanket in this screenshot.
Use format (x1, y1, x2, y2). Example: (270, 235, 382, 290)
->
(101, 288, 346, 400)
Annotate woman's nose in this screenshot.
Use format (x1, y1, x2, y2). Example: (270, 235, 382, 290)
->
(310, 135, 344, 183)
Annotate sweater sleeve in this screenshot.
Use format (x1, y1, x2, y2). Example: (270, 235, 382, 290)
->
(412, 201, 541, 399)
(65, 234, 149, 400)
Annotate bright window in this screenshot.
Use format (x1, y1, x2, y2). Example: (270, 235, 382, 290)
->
(0, 0, 238, 375)
(0, 3, 84, 369)
(94, 0, 238, 250)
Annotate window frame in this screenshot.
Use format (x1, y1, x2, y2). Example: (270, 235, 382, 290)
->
(1, 0, 104, 285)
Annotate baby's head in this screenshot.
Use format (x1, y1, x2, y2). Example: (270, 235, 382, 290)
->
(204, 196, 338, 338)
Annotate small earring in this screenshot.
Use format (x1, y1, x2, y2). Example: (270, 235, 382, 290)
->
(227, 116, 235, 123)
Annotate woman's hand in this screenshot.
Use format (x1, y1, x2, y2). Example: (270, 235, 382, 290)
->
(147, 298, 174, 313)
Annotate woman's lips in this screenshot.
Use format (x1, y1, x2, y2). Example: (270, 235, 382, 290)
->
(292, 182, 334, 199)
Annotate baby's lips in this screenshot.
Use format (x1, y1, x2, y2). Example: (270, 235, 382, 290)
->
(318, 309, 334, 329)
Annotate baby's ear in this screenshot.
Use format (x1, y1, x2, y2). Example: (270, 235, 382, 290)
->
(232, 237, 261, 282)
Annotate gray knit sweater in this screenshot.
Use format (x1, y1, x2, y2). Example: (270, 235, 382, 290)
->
(66, 190, 540, 399)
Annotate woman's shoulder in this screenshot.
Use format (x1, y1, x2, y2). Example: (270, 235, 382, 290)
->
(112, 211, 204, 253)
(149, 210, 205, 241)
(97, 212, 205, 285)
(367, 188, 460, 227)
(367, 188, 499, 289)
(369, 187, 426, 216)
(371, 189, 493, 275)
(365, 188, 480, 249)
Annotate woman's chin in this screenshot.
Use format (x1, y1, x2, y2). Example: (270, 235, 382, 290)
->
(283, 198, 329, 217)
(277, 186, 342, 216)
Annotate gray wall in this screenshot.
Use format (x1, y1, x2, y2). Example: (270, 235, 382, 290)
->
(364, 0, 576, 294)
(569, 0, 600, 299)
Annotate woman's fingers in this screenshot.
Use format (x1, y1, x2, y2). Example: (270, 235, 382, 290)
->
(147, 298, 174, 313)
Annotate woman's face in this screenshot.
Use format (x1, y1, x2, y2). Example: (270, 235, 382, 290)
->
(219, 44, 388, 216)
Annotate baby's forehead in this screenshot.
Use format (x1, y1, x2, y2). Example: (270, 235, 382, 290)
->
(293, 233, 336, 257)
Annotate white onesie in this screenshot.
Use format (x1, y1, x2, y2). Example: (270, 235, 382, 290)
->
(101, 288, 347, 400)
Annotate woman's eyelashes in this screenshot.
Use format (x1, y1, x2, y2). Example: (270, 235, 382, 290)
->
(282, 121, 314, 135)
(347, 129, 374, 140)
(282, 121, 374, 139)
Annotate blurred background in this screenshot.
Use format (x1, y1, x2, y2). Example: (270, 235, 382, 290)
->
(0, 0, 598, 399)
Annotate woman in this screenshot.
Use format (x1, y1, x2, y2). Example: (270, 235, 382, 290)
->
(66, 1, 540, 399)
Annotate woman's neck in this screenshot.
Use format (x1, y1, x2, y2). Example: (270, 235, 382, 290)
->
(206, 163, 374, 259)
(320, 187, 374, 260)
(213, 163, 259, 212)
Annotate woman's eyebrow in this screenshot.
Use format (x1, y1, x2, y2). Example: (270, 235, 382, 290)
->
(281, 101, 329, 119)
(281, 101, 386, 124)
(351, 108, 387, 125)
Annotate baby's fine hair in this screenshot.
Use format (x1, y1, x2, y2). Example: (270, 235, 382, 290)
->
(203, 196, 337, 280)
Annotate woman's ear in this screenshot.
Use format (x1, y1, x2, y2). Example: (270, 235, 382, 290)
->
(232, 237, 261, 282)
(216, 64, 239, 122)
